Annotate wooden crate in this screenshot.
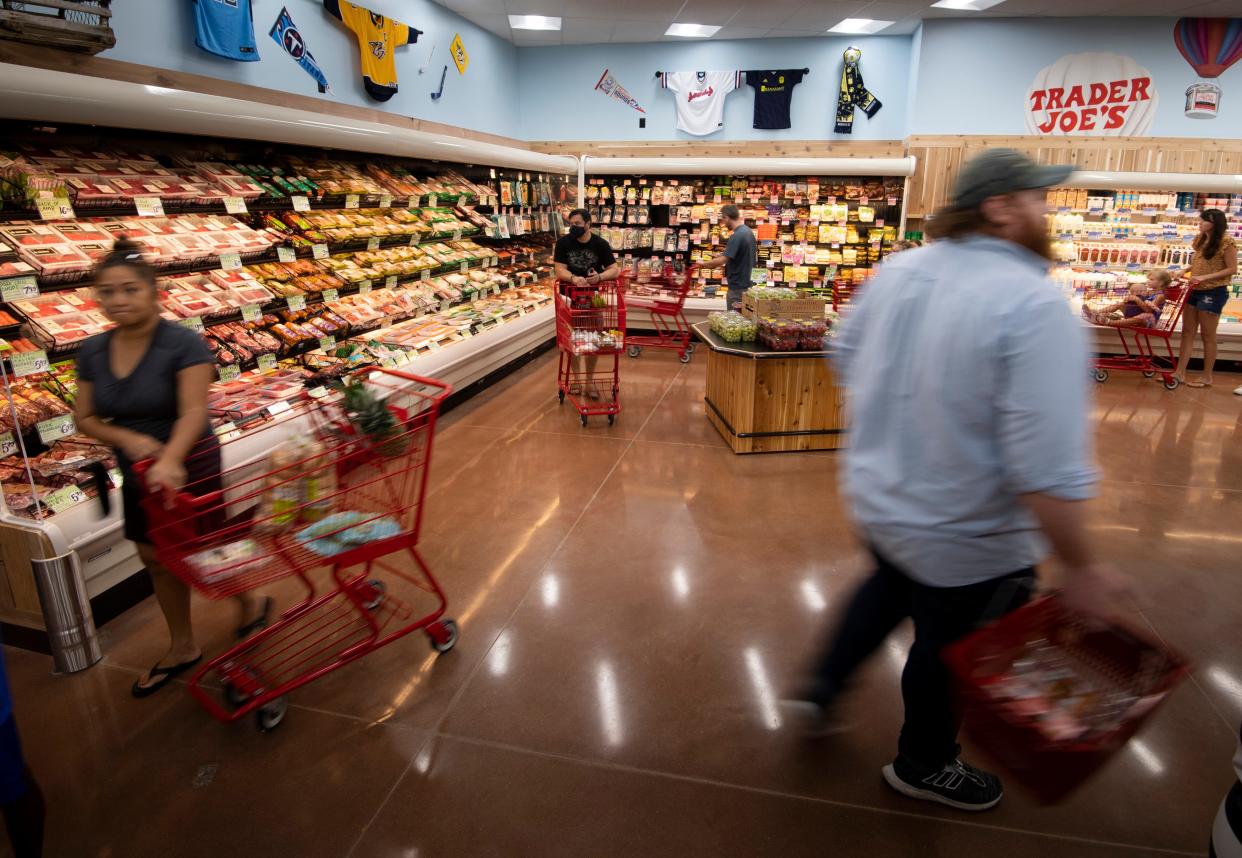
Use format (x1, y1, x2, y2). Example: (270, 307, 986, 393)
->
(0, 0, 114, 54)
(741, 294, 827, 321)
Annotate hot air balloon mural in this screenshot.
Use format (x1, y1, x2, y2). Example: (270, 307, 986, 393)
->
(1174, 17, 1242, 119)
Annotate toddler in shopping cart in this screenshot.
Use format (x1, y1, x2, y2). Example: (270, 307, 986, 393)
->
(1082, 269, 1170, 328)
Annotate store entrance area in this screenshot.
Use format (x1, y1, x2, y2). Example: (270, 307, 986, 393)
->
(3, 350, 1238, 857)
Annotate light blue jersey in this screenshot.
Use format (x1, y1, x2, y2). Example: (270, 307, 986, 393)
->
(193, 0, 259, 62)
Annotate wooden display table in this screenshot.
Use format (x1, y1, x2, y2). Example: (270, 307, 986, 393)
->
(692, 323, 846, 454)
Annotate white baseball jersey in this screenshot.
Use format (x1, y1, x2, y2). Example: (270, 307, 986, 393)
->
(659, 71, 742, 136)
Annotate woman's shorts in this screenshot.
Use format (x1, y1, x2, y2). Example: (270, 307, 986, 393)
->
(1187, 285, 1229, 315)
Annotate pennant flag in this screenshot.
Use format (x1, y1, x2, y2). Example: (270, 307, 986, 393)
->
(270, 7, 331, 94)
(595, 69, 646, 114)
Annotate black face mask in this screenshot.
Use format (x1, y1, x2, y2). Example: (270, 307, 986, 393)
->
(569, 225, 587, 239)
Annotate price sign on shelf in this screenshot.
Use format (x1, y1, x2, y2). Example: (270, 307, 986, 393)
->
(358, 279, 372, 295)
(219, 251, 243, 271)
(312, 243, 329, 260)
(223, 196, 247, 215)
(492, 283, 501, 295)
(45, 485, 87, 514)
(319, 335, 336, 352)
(308, 386, 329, 400)
(1, 276, 38, 302)
(109, 467, 123, 489)
(452, 229, 462, 241)
(419, 269, 430, 282)
(213, 421, 241, 442)
(428, 339, 441, 351)
(277, 245, 297, 263)
(257, 353, 277, 372)
(36, 197, 75, 220)
(217, 364, 241, 382)
(386, 275, 398, 288)
(266, 400, 293, 417)
(322, 288, 339, 303)
(0, 432, 17, 459)
(179, 316, 205, 333)
(287, 295, 307, 312)
(367, 237, 381, 251)
(459, 261, 469, 274)
(379, 194, 393, 209)
(134, 196, 164, 217)
(241, 304, 262, 323)
(428, 194, 439, 208)
(345, 194, 360, 209)
(439, 299, 450, 313)
(37, 414, 76, 444)
(291, 195, 311, 212)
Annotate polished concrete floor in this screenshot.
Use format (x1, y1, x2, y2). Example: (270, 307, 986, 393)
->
(6, 349, 1242, 857)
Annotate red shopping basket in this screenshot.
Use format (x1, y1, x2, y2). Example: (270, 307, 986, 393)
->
(944, 594, 1188, 804)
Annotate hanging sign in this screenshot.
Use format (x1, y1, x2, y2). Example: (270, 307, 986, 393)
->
(1025, 53, 1157, 136)
(594, 69, 646, 114)
(450, 33, 469, 75)
(270, 6, 331, 93)
(1174, 18, 1242, 119)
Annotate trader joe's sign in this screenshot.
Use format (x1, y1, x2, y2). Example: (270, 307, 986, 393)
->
(1025, 52, 1158, 136)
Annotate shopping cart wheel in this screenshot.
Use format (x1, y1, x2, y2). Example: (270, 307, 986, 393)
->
(1143, 371, 1156, 378)
(428, 619, 459, 653)
(686, 342, 696, 354)
(580, 414, 588, 427)
(361, 579, 386, 611)
(256, 697, 288, 733)
(627, 345, 641, 358)
(558, 389, 565, 404)
(607, 414, 615, 426)
(1163, 377, 1180, 391)
(679, 351, 692, 364)
(1093, 369, 1109, 383)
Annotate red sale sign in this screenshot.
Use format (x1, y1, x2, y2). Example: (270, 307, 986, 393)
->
(1026, 53, 1158, 136)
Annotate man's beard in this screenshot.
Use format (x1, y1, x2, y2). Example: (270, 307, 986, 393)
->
(1012, 217, 1053, 261)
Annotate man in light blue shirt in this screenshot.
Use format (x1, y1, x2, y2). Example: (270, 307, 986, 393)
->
(790, 150, 1128, 813)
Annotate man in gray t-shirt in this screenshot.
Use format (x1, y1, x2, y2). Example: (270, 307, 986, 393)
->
(701, 205, 756, 310)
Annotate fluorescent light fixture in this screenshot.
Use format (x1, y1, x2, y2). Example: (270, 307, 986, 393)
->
(828, 18, 894, 34)
(931, 0, 1007, 10)
(665, 23, 721, 38)
(508, 14, 561, 31)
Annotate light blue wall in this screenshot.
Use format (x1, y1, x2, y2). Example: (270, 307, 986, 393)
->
(910, 18, 1242, 139)
(516, 36, 911, 142)
(102, 0, 520, 138)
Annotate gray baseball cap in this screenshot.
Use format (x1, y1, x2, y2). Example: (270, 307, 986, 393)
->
(951, 149, 1074, 210)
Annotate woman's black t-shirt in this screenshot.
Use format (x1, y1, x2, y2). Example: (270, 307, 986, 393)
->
(77, 319, 215, 447)
(554, 234, 616, 277)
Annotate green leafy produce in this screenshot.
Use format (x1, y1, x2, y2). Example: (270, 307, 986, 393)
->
(335, 377, 406, 455)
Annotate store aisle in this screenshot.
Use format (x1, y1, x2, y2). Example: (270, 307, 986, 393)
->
(5, 352, 1241, 858)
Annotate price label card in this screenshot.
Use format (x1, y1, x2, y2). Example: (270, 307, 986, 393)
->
(219, 251, 243, 271)
(358, 279, 372, 295)
(492, 283, 501, 295)
(223, 196, 247, 215)
(277, 246, 297, 263)
(519, 306, 529, 317)
(37, 414, 76, 444)
(459, 329, 473, 340)
(345, 194, 360, 209)
(135, 196, 165, 217)
(8, 347, 49, 377)
(428, 194, 439, 208)
(420, 269, 430, 282)
(367, 237, 381, 251)
(386, 275, 398, 288)
(266, 400, 293, 417)
(322, 288, 339, 303)
(287, 295, 307, 312)
(318, 335, 336, 352)
(180, 316, 205, 333)
(218, 364, 241, 382)
(36, 197, 75, 220)
(241, 304, 262, 323)
(409, 235, 421, 248)
(1, 275, 39, 302)
(459, 261, 469, 274)
(308, 386, 329, 400)
(439, 299, 450, 312)
(257, 353, 277, 372)
(312, 243, 329, 260)
(452, 229, 462, 241)
(381, 355, 399, 368)
(379, 194, 393, 208)
(213, 421, 241, 441)
(428, 339, 441, 351)
(109, 467, 123, 489)
(0, 432, 16, 458)
(292, 195, 311, 212)
(45, 485, 87, 514)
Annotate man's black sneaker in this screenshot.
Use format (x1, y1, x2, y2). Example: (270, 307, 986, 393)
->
(882, 755, 1003, 811)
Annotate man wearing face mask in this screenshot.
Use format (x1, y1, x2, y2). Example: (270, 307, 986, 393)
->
(555, 209, 620, 397)
(700, 204, 756, 311)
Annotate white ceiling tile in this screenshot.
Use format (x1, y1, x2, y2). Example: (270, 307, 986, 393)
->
(456, 11, 515, 38)
(727, 0, 813, 28)
(610, 21, 675, 42)
(777, 2, 871, 30)
(561, 0, 686, 21)
(561, 16, 615, 41)
(712, 25, 778, 40)
(503, 0, 568, 12)
(436, 0, 508, 14)
(672, 0, 743, 26)
(510, 30, 565, 44)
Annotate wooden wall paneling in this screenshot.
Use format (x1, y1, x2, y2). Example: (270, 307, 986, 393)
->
(532, 140, 906, 160)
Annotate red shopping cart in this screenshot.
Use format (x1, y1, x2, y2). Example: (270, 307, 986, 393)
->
(945, 594, 1188, 804)
(136, 368, 456, 732)
(555, 280, 625, 426)
(1088, 280, 1189, 390)
(621, 263, 697, 364)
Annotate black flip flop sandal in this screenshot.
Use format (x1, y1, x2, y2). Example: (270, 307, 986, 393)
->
(131, 655, 202, 699)
(235, 596, 273, 640)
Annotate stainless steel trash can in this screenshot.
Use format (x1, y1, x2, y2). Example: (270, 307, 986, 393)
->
(31, 552, 101, 674)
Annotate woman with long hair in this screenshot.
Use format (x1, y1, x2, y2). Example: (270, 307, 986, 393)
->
(1173, 209, 1238, 388)
(74, 239, 269, 697)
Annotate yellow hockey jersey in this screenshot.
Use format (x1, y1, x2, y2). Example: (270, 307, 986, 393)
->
(323, 0, 420, 102)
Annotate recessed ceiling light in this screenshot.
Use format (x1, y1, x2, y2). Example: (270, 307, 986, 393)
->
(665, 23, 721, 38)
(930, 0, 1006, 10)
(508, 14, 561, 30)
(828, 18, 895, 34)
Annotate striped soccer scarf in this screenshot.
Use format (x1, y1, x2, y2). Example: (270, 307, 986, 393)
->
(834, 48, 882, 134)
